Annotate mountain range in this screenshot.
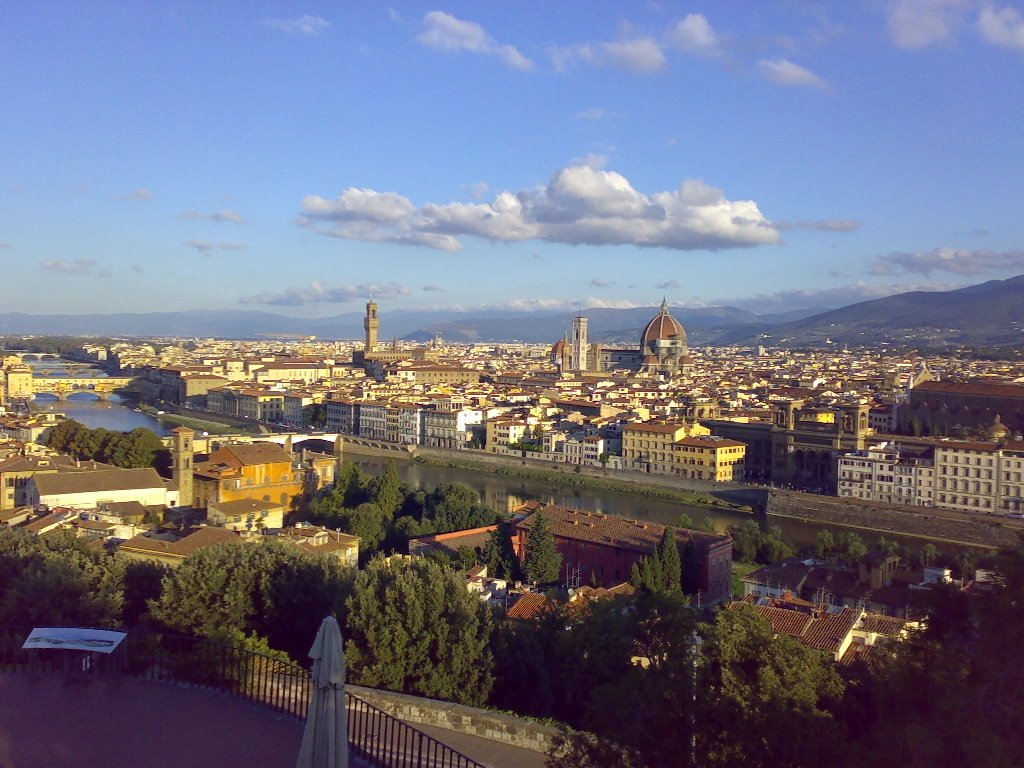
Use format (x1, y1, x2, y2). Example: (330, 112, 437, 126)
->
(1, 275, 1021, 348)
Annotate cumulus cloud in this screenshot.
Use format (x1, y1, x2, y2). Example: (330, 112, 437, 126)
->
(590, 277, 615, 288)
(40, 258, 110, 277)
(180, 209, 247, 225)
(550, 37, 667, 73)
(757, 58, 831, 91)
(262, 15, 331, 36)
(979, 5, 1024, 48)
(299, 162, 780, 253)
(122, 187, 154, 201)
(886, 0, 969, 48)
(870, 247, 1024, 275)
(657, 279, 682, 290)
(185, 240, 246, 255)
(417, 11, 534, 71)
(667, 14, 720, 56)
(240, 281, 411, 307)
(422, 284, 446, 292)
(724, 281, 961, 314)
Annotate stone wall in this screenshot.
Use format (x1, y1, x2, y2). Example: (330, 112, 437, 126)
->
(767, 489, 1021, 549)
(346, 685, 559, 754)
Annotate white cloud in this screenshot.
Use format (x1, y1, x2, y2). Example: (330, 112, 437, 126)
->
(757, 58, 831, 91)
(417, 11, 534, 71)
(870, 247, 1024, 275)
(590, 277, 615, 288)
(180, 209, 247, 225)
(657, 279, 682, 290)
(886, 0, 969, 49)
(262, 15, 331, 36)
(575, 107, 609, 120)
(240, 281, 411, 306)
(40, 258, 109, 277)
(667, 14, 720, 56)
(185, 240, 246, 255)
(979, 5, 1024, 48)
(552, 37, 667, 73)
(299, 162, 781, 253)
(122, 187, 154, 201)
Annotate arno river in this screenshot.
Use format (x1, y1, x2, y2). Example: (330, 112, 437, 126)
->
(30, 362, 953, 555)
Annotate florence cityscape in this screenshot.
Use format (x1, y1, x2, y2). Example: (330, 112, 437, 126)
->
(2, 4, 1024, 768)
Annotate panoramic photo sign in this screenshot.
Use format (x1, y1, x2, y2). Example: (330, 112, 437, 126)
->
(22, 627, 127, 654)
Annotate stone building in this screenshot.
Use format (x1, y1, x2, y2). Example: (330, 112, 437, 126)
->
(896, 380, 1024, 438)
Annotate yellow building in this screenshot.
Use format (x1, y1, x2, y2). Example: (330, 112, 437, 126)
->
(673, 435, 747, 481)
(485, 416, 532, 452)
(621, 421, 711, 474)
(193, 443, 302, 509)
(207, 498, 287, 533)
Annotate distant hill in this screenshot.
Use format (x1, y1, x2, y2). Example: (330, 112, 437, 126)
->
(723, 275, 1024, 347)
(2, 277, 1019, 347)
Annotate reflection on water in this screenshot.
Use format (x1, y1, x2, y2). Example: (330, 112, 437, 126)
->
(34, 394, 171, 436)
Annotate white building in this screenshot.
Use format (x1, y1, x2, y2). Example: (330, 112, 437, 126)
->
(837, 442, 935, 507)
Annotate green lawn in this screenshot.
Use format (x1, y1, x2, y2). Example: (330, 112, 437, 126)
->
(731, 561, 761, 598)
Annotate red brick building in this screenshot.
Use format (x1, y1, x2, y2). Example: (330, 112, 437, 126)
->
(512, 504, 733, 602)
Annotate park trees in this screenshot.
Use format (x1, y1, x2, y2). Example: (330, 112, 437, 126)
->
(699, 605, 846, 768)
(0, 528, 124, 628)
(149, 540, 354, 661)
(43, 420, 170, 473)
(345, 556, 493, 706)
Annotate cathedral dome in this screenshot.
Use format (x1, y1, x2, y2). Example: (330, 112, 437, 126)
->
(640, 299, 687, 348)
(551, 338, 568, 355)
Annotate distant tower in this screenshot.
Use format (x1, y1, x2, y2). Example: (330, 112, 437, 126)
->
(571, 315, 589, 372)
(364, 300, 379, 352)
(171, 427, 195, 508)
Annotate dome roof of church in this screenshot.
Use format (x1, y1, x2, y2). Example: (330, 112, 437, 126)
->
(640, 299, 687, 347)
(551, 339, 568, 353)
(989, 414, 1009, 440)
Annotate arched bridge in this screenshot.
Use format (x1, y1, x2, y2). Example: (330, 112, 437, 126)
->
(31, 376, 139, 401)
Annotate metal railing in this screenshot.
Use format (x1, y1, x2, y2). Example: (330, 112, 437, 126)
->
(0, 627, 485, 768)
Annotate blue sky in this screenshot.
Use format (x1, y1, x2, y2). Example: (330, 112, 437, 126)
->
(2, 1, 1023, 318)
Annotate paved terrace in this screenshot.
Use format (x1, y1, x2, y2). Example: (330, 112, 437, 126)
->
(0, 674, 546, 768)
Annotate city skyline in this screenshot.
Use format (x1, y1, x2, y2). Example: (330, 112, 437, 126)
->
(3, 2, 1023, 317)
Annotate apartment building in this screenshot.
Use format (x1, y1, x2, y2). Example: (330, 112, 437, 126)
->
(621, 421, 710, 475)
(674, 435, 747, 482)
(837, 442, 936, 507)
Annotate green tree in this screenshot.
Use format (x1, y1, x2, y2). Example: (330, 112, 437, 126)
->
(345, 556, 493, 705)
(816, 529, 836, 560)
(368, 460, 404, 520)
(523, 512, 562, 585)
(659, 528, 682, 592)
(149, 540, 354, 660)
(700, 605, 846, 768)
(481, 521, 519, 580)
(920, 543, 939, 568)
(0, 528, 124, 628)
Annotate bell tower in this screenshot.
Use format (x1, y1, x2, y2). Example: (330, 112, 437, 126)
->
(171, 427, 195, 508)
(364, 300, 379, 352)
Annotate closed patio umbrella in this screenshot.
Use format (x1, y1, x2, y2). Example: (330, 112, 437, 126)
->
(297, 616, 348, 768)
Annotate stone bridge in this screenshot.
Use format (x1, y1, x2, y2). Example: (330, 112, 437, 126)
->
(31, 376, 138, 400)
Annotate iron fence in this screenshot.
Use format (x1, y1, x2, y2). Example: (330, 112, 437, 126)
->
(1, 627, 485, 768)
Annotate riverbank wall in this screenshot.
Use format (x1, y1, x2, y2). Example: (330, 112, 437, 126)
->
(767, 490, 1022, 549)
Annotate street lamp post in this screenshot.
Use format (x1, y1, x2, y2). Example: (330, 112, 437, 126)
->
(690, 629, 703, 767)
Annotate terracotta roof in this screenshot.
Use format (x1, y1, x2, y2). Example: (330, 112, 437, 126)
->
(209, 443, 293, 468)
(802, 608, 859, 653)
(119, 526, 244, 559)
(517, 504, 730, 555)
(210, 498, 284, 515)
(640, 302, 686, 346)
(859, 614, 906, 636)
(912, 380, 1024, 399)
(506, 592, 553, 621)
(34, 468, 168, 497)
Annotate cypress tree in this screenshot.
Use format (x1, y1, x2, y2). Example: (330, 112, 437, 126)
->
(524, 512, 562, 585)
(659, 527, 682, 592)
